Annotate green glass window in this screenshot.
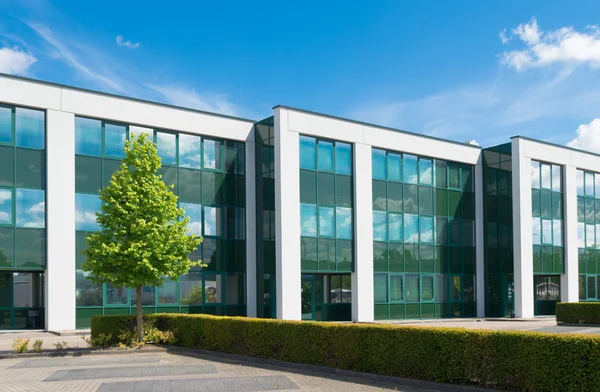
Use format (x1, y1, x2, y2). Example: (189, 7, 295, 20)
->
(403, 155, 418, 184)
(448, 164, 460, 189)
(15, 108, 44, 149)
(300, 170, 317, 204)
(435, 160, 447, 188)
(104, 123, 127, 158)
(405, 275, 419, 302)
(336, 207, 352, 239)
(15, 228, 45, 268)
(157, 132, 177, 165)
(319, 238, 336, 271)
(102, 159, 121, 188)
(75, 156, 102, 194)
(301, 204, 317, 237)
(0, 106, 12, 144)
(335, 142, 351, 175)
(15, 149, 45, 189)
(374, 274, 388, 302)
(0, 189, 12, 225)
(203, 139, 221, 170)
(531, 161, 540, 189)
(318, 206, 335, 237)
(225, 141, 245, 174)
(159, 166, 179, 196)
(181, 203, 202, 236)
(419, 159, 432, 185)
(317, 140, 334, 171)
(372, 180, 387, 211)
(404, 214, 418, 243)
(372, 149, 386, 180)
(0, 146, 14, 186)
(422, 276, 434, 301)
(387, 182, 402, 213)
(16, 188, 44, 228)
(336, 240, 353, 271)
(301, 237, 318, 270)
(0, 228, 14, 267)
(300, 136, 317, 170)
(403, 184, 418, 214)
(388, 213, 403, 242)
(179, 134, 201, 169)
(202, 171, 223, 204)
(373, 211, 387, 241)
(179, 168, 202, 204)
(420, 216, 434, 243)
(76, 271, 102, 306)
(435, 189, 447, 216)
(157, 278, 178, 305)
(390, 275, 403, 301)
(75, 117, 101, 156)
(75, 193, 101, 232)
(541, 164, 552, 190)
(130, 286, 156, 306)
(180, 273, 203, 305)
(419, 187, 433, 215)
(335, 175, 352, 207)
(317, 172, 335, 205)
(388, 153, 401, 182)
(203, 206, 222, 236)
(106, 283, 128, 305)
(552, 165, 561, 192)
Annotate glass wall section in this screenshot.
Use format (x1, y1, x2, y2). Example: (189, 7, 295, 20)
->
(483, 144, 514, 317)
(0, 104, 46, 329)
(74, 116, 246, 328)
(531, 160, 563, 315)
(254, 117, 276, 318)
(372, 148, 476, 320)
(577, 169, 600, 302)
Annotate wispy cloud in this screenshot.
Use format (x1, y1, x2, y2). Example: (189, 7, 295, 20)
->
(567, 118, 600, 153)
(0, 46, 36, 75)
(147, 84, 240, 116)
(116, 35, 140, 49)
(501, 17, 600, 71)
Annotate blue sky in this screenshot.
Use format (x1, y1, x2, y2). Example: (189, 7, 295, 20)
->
(2, 0, 600, 149)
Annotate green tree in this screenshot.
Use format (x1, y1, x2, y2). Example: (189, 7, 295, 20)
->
(82, 134, 202, 342)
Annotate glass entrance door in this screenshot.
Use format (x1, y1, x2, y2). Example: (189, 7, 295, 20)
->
(0, 272, 45, 330)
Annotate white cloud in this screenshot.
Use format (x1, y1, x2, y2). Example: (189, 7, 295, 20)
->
(116, 35, 140, 49)
(501, 17, 600, 71)
(567, 118, 600, 153)
(0, 46, 36, 75)
(147, 84, 240, 116)
(0, 190, 11, 204)
(499, 29, 511, 45)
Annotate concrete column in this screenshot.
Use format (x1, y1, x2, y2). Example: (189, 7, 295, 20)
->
(512, 138, 534, 318)
(46, 109, 76, 331)
(562, 165, 579, 302)
(474, 159, 485, 317)
(352, 143, 374, 322)
(245, 139, 257, 317)
(274, 108, 301, 320)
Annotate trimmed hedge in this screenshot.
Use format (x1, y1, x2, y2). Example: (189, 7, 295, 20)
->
(556, 302, 600, 324)
(92, 314, 600, 391)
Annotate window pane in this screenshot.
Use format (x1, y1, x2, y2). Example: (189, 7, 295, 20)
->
(451, 276, 461, 301)
(179, 168, 202, 204)
(578, 222, 585, 248)
(75, 156, 102, 194)
(225, 141, 245, 175)
(335, 175, 352, 207)
(106, 283, 128, 305)
(202, 171, 223, 205)
(532, 217, 541, 245)
(301, 204, 317, 237)
(420, 216, 434, 243)
(104, 123, 126, 157)
(179, 134, 201, 169)
(436, 217, 448, 245)
(317, 140, 334, 171)
(16, 188, 44, 228)
(551, 192, 562, 219)
(577, 170, 584, 196)
(388, 213, 403, 242)
(75, 270, 102, 306)
(404, 214, 418, 243)
(449, 220, 461, 245)
(300, 170, 317, 204)
(157, 132, 177, 165)
(102, 159, 121, 189)
(159, 166, 178, 195)
(530, 161, 540, 189)
(180, 272, 203, 305)
(203, 206, 222, 236)
(300, 136, 316, 170)
(419, 159, 432, 185)
(435, 160, 447, 188)
(16, 228, 45, 268)
(374, 274, 388, 303)
(181, 203, 202, 236)
(419, 187, 433, 215)
(586, 172, 595, 197)
(541, 219, 552, 245)
(0, 189, 12, 225)
(0, 146, 14, 187)
(75, 193, 101, 232)
(301, 237, 318, 270)
(372, 180, 387, 211)
(75, 117, 101, 156)
(335, 142, 351, 175)
(317, 172, 335, 205)
(0, 228, 14, 267)
(16, 148, 45, 189)
(373, 211, 387, 241)
(405, 275, 419, 302)
(372, 149, 386, 180)
(0, 106, 11, 144)
(203, 139, 221, 170)
(130, 286, 155, 306)
(403, 184, 418, 214)
(448, 164, 460, 189)
(157, 278, 178, 304)
(463, 220, 475, 247)
(128, 125, 152, 141)
(15, 108, 44, 149)
(596, 174, 600, 199)
(390, 275, 403, 301)
(318, 238, 335, 270)
(336, 240, 352, 271)
(587, 224, 595, 248)
(388, 153, 401, 182)
(225, 207, 245, 239)
(541, 164, 551, 190)
(553, 220, 562, 246)
(318, 206, 335, 237)
(388, 182, 402, 213)
(205, 274, 223, 303)
(552, 165, 561, 192)
(422, 276, 434, 301)
(336, 207, 352, 239)
(403, 155, 418, 184)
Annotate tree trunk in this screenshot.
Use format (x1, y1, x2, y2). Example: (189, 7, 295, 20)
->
(136, 285, 143, 343)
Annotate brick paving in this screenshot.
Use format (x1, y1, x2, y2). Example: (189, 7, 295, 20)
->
(0, 351, 443, 391)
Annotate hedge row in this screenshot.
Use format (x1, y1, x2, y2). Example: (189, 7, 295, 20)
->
(556, 302, 600, 324)
(91, 314, 600, 391)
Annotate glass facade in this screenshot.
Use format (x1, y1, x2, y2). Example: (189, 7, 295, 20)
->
(372, 148, 476, 320)
(254, 118, 276, 318)
(0, 104, 46, 329)
(74, 116, 246, 328)
(531, 160, 563, 315)
(483, 144, 514, 317)
(577, 169, 600, 302)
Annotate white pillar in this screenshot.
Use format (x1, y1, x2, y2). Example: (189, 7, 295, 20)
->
(274, 108, 301, 320)
(245, 139, 257, 317)
(512, 138, 534, 318)
(562, 165, 579, 302)
(475, 159, 485, 317)
(352, 143, 374, 322)
(46, 109, 76, 331)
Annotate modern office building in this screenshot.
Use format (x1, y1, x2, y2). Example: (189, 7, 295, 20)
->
(0, 73, 596, 331)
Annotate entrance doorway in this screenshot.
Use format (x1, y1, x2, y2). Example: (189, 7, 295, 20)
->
(301, 274, 351, 321)
(0, 272, 45, 330)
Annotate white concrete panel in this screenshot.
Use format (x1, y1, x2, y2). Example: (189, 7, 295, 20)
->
(46, 110, 76, 331)
(364, 126, 481, 165)
(61, 89, 253, 142)
(287, 110, 364, 144)
(0, 75, 62, 110)
(274, 108, 301, 320)
(512, 139, 534, 318)
(519, 137, 600, 173)
(352, 143, 374, 322)
(474, 160, 485, 317)
(245, 141, 257, 317)
(562, 165, 579, 303)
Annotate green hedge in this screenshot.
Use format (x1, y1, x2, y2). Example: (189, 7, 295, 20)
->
(556, 302, 600, 324)
(92, 314, 600, 391)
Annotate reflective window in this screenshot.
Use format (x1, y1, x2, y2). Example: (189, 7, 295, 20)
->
(106, 283, 128, 305)
(16, 188, 45, 228)
(552, 165, 561, 192)
(16, 149, 45, 189)
(130, 286, 155, 306)
(403, 155, 418, 184)
(390, 275, 403, 301)
(181, 203, 202, 236)
(405, 275, 419, 302)
(422, 276, 434, 301)
(372, 149, 386, 180)
(388, 213, 402, 242)
(179, 168, 202, 204)
(225, 141, 245, 174)
(586, 224, 595, 248)
(0, 189, 12, 225)
(531, 161, 540, 189)
(374, 274, 388, 302)
(0, 146, 14, 186)
(204, 274, 222, 303)
(578, 222, 585, 248)
(75, 156, 102, 194)
(157, 278, 178, 304)
(373, 211, 387, 241)
(179, 134, 201, 169)
(0, 228, 14, 267)
(75, 193, 101, 232)
(553, 219, 562, 246)
(0, 106, 11, 144)
(104, 123, 127, 157)
(300, 136, 317, 170)
(300, 171, 317, 204)
(541, 164, 551, 190)
(180, 273, 203, 305)
(586, 172, 595, 197)
(419, 216, 434, 243)
(203, 206, 222, 236)
(532, 217, 541, 245)
(301, 204, 317, 237)
(128, 125, 152, 140)
(435, 160, 447, 188)
(336, 207, 352, 239)
(577, 170, 584, 196)
(203, 139, 221, 170)
(317, 140, 334, 171)
(156, 132, 177, 165)
(75, 117, 101, 156)
(448, 164, 460, 189)
(318, 206, 334, 237)
(541, 220, 552, 245)
(404, 214, 418, 243)
(419, 159, 432, 185)
(76, 271, 102, 306)
(15, 108, 44, 149)
(335, 143, 351, 175)
(15, 229, 45, 268)
(388, 153, 402, 182)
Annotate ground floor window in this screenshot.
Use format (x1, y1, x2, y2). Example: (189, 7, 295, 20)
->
(0, 271, 44, 330)
(579, 274, 600, 301)
(534, 275, 560, 316)
(301, 274, 351, 321)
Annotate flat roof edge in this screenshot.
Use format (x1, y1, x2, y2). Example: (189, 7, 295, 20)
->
(511, 135, 600, 159)
(274, 104, 482, 149)
(0, 73, 257, 124)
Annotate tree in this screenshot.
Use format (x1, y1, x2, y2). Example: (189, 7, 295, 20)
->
(82, 134, 202, 342)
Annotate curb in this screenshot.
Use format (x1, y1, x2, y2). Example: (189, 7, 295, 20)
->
(557, 323, 600, 327)
(0, 346, 167, 360)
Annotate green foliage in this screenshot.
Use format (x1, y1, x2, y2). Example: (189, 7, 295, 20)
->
(12, 338, 29, 353)
(53, 341, 69, 350)
(180, 284, 214, 305)
(32, 339, 43, 353)
(92, 314, 600, 391)
(556, 302, 600, 324)
(82, 133, 203, 289)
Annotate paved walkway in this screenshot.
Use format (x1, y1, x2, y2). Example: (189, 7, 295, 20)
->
(0, 332, 89, 353)
(0, 351, 446, 392)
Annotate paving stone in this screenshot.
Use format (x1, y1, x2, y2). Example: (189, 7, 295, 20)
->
(43, 364, 216, 382)
(10, 355, 161, 369)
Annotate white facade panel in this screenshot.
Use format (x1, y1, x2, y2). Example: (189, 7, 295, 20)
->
(0, 75, 62, 110)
